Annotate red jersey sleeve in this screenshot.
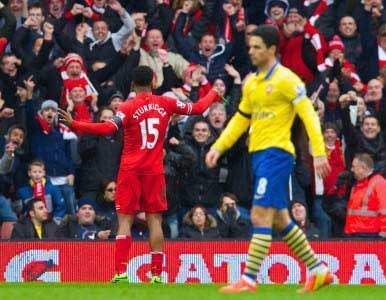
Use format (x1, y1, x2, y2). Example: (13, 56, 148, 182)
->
(167, 89, 219, 115)
(110, 101, 132, 128)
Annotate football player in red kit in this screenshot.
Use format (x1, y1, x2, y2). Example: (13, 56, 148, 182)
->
(58, 66, 220, 283)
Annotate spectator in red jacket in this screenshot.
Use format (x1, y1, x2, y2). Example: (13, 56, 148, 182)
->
(344, 153, 386, 239)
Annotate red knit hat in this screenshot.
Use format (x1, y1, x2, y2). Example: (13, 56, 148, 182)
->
(329, 35, 345, 53)
(63, 53, 85, 71)
(65, 79, 87, 93)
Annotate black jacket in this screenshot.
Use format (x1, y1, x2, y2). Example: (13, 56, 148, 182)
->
(11, 218, 60, 240)
(215, 208, 250, 239)
(77, 132, 122, 196)
(179, 213, 220, 240)
(179, 137, 226, 208)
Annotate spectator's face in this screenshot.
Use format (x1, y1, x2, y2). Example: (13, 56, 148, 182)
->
(1, 56, 17, 77)
(248, 36, 272, 68)
(192, 207, 206, 229)
(329, 49, 344, 63)
(32, 38, 43, 56)
(41, 107, 57, 125)
(269, 5, 285, 22)
(28, 7, 44, 30)
(70, 87, 86, 104)
(245, 24, 258, 45)
(213, 79, 226, 97)
(30, 201, 48, 222)
(291, 203, 306, 224)
(93, 21, 109, 41)
(8, 0, 23, 13)
(220, 196, 236, 214)
(339, 16, 357, 37)
(146, 29, 164, 51)
(28, 165, 45, 182)
(132, 12, 147, 31)
(286, 12, 301, 25)
(94, 0, 106, 8)
(8, 128, 24, 148)
(199, 35, 216, 57)
(104, 182, 116, 202)
(99, 109, 114, 122)
(351, 158, 368, 181)
(361, 117, 380, 139)
(109, 98, 123, 113)
(323, 128, 337, 146)
(326, 81, 340, 104)
(192, 122, 210, 144)
(209, 107, 226, 129)
(49, 0, 63, 16)
(366, 79, 383, 101)
(77, 205, 96, 225)
(66, 62, 82, 78)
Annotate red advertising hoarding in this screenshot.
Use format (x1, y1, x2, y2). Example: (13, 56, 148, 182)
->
(1, 241, 385, 284)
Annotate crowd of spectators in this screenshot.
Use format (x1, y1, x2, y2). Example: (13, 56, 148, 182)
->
(0, 0, 385, 241)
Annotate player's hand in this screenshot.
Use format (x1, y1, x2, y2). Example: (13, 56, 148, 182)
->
(314, 156, 331, 178)
(205, 149, 221, 168)
(58, 108, 74, 127)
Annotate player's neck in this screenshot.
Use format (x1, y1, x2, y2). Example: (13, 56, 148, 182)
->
(134, 87, 152, 94)
(259, 57, 277, 73)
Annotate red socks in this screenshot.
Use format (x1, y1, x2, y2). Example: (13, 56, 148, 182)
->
(151, 251, 164, 277)
(115, 235, 132, 275)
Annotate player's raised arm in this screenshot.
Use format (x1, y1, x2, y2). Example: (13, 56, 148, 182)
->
(58, 108, 118, 136)
(170, 89, 220, 115)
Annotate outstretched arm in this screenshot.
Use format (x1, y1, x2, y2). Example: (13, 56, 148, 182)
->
(58, 108, 118, 135)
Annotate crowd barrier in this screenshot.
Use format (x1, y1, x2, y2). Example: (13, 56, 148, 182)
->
(1, 241, 385, 284)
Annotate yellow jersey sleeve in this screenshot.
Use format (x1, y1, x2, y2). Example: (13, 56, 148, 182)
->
(280, 73, 326, 158)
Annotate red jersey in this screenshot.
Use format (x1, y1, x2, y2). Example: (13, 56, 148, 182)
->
(70, 89, 218, 174)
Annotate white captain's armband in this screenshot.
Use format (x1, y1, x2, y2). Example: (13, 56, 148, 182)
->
(292, 83, 307, 104)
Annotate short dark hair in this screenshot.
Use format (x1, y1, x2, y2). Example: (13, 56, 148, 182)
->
(250, 25, 280, 53)
(28, 3, 44, 13)
(354, 153, 374, 170)
(26, 198, 43, 212)
(132, 66, 154, 87)
(7, 124, 26, 136)
(200, 32, 216, 43)
(362, 115, 380, 126)
(219, 192, 238, 208)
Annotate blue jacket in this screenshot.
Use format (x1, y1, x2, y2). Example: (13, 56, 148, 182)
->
(25, 99, 74, 177)
(16, 178, 66, 220)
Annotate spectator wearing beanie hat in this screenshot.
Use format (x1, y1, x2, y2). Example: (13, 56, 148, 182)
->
(289, 199, 321, 240)
(265, 0, 289, 24)
(264, 0, 289, 54)
(58, 196, 112, 240)
(108, 91, 124, 114)
(320, 35, 365, 94)
(24, 94, 77, 215)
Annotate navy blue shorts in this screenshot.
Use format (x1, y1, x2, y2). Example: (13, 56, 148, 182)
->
(251, 148, 295, 209)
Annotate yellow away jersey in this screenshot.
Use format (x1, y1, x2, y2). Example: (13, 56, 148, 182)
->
(212, 63, 325, 157)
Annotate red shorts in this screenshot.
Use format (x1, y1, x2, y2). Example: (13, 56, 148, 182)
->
(115, 170, 167, 215)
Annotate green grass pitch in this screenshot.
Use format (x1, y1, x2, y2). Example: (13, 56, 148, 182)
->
(0, 283, 385, 300)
